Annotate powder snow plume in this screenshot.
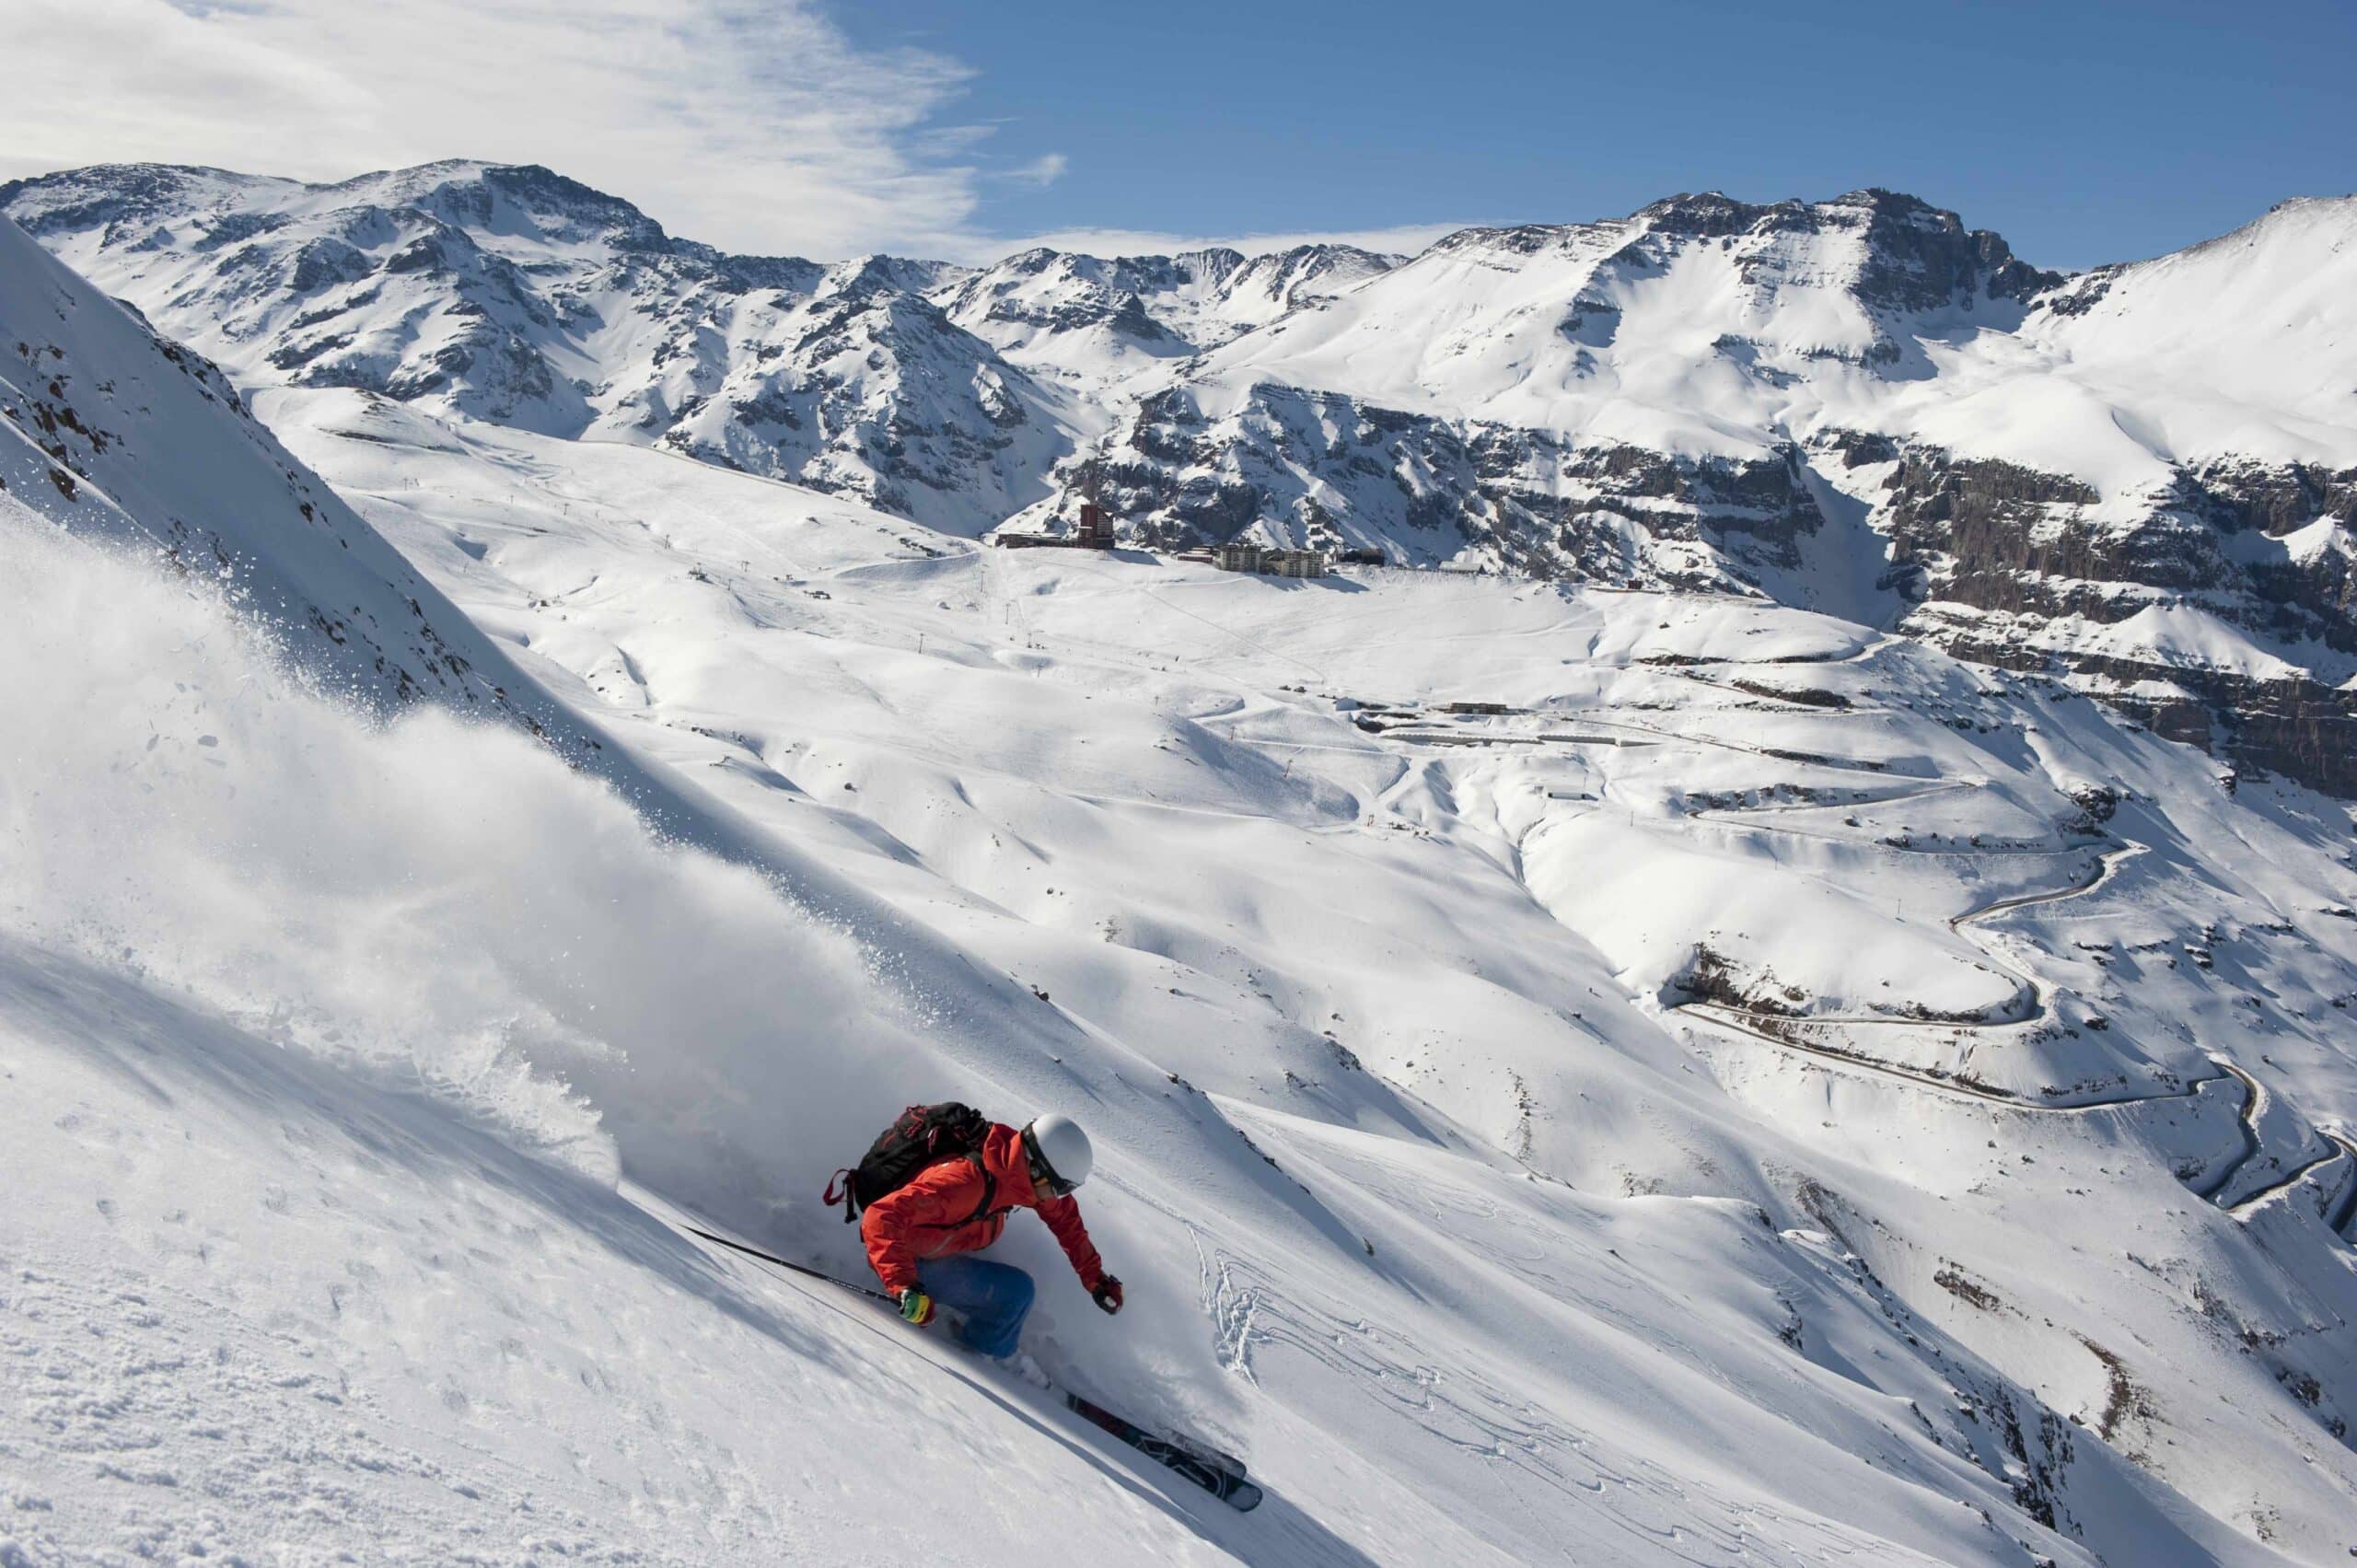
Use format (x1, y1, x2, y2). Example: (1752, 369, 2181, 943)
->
(0, 511, 934, 1221)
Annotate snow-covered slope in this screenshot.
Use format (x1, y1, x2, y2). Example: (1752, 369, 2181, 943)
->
(19, 300, 2357, 1558)
(11, 434, 2350, 1562)
(2014, 196, 2357, 471)
(261, 387, 2357, 1559)
(7, 177, 2357, 1561)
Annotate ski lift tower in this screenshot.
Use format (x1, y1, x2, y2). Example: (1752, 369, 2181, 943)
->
(1074, 460, 1112, 549)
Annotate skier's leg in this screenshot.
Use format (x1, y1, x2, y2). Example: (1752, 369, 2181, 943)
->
(915, 1256, 1035, 1357)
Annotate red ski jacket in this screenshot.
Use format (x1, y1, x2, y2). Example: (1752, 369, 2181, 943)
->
(860, 1122, 1106, 1296)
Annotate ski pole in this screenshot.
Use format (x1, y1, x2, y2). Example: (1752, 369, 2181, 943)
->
(678, 1222, 895, 1303)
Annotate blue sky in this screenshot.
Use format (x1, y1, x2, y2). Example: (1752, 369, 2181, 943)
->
(14, 0, 2351, 265)
(840, 0, 2355, 268)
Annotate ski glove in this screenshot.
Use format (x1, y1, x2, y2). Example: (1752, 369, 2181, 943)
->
(1091, 1275, 1124, 1315)
(898, 1288, 935, 1327)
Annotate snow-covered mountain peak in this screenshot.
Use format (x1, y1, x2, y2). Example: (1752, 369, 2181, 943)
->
(8, 160, 2352, 792)
(314, 159, 678, 254)
(2024, 192, 2357, 402)
(821, 250, 971, 299)
(1408, 186, 2055, 347)
(4, 159, 690, 276)
(0, 160, 1071, 530)
(934, 237, 1399, 385)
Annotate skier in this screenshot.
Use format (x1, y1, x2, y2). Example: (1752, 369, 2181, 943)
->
(859, 1112, 1123, 1360)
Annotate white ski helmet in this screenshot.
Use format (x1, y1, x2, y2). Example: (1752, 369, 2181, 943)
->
(1024, 1113, 1094, 1194)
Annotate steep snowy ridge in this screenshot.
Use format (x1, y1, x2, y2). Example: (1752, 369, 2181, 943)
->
(2026, 195, 2357, 447)
(0, 214, 558, 727)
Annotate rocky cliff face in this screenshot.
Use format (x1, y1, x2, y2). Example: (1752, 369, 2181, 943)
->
(1001, 189, 2061, 587)
(1853, 438, 2357, 792)
(11, 163, 2356, 795)
(1027, 380, 1825, 592)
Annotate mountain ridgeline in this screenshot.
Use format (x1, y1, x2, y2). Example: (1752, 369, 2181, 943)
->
(6, 163, 2351, 794)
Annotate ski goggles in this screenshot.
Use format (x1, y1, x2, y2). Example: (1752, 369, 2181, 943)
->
(1022, 1127, 1077, 1198)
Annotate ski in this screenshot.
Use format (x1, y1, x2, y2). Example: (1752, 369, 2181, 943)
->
(1062, 1390, 1263, 1511)
(672, 1217, 1263, 1511)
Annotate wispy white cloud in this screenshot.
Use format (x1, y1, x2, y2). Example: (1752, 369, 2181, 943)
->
(1002, 153, 1069, 190)
(0, 0, 1010, 257)
(2, 0, 1474, 264)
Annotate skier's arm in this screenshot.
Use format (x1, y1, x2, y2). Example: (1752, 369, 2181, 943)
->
(860, 1162, 978, 1295)
(1034, 1193, 1106, 1291)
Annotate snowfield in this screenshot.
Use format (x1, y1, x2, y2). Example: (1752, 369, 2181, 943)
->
(5, 184, 2357, 1565)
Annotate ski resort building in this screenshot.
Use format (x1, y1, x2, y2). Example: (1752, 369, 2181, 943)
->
(1215, 542, 1327, 577)
(996, 501, 1116, 552)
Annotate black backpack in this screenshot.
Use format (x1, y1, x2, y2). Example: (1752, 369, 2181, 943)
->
(825, 1102, 995, 1225)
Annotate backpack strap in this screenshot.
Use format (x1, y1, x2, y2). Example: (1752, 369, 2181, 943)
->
(912, 1155, 1001, 1231)
(964, 1166, 1003, 1228)
(823, 1167, 859, 1224)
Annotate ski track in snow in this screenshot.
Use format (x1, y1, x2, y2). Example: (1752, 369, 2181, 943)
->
(1190, 1236, 1921, 1567)
(1180, 1111, 2034, 1568)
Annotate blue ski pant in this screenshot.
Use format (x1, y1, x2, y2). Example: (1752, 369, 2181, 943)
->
(916, 1255, 1035, 1358)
